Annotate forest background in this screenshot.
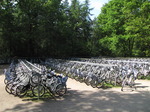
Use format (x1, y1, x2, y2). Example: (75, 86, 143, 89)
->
(0, 0, 150, 59)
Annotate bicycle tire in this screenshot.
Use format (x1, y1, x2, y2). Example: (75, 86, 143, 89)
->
(121, 78, 128, 91)
(129, 77, 135, 87)
(16, 85, 27, 97)
(84, 76, 91, 85)
(90, 80, 98, 88)
(5, 83, 12, 94)
(55, 84, 67, 96)
(30, 75, 41, 85)
(4, 78, 8, 85)
(32, 84, 45, 97)
(11, 84, 18, 96)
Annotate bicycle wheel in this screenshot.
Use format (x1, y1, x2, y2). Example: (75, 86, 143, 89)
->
(78, 78, 84, 83)
(96, 80, 104, 88)
(4, 78, 8, 85)
(84, 76, 91, 85)
(90, 76, 98, 88)
(121, 78, 127, 91)
(16, 85, 27, 97)
(30, 75, 41, 84)
(11, 84, 18, 96)
(129, 75, 135, 87)
(90, 80, 98, 88)
(32, 84, 45, 97)
(5, 83, 12, 94)
(55, 84, 67, 96)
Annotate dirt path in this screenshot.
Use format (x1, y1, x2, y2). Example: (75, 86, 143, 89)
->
(0, 71, 150, 112)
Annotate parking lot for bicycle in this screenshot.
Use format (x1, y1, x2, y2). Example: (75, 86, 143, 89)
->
(1, 57, 150, 112)
(0, 69, 150, 112)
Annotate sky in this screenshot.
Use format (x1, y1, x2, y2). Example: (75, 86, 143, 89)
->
(88, 0, 109, 19)
(67, 0, 110, 19)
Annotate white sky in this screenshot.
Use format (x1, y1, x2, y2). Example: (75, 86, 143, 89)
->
(66, 0, 110, 19)
(89, 0, 109, 19)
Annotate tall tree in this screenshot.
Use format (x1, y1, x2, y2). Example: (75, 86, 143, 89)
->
(94, 0, 150, 57)
(0, 0, 93, 58)
(123, 0, 150, 56)
(0, 0, 17, 57)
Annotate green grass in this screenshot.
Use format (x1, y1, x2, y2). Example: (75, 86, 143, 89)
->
(138, 75, 150, 80)
(21, 90, 55, 102)
(96, 82, 121, 89)
(102, 82, 121, 89)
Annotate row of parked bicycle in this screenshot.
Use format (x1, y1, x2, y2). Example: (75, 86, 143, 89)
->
(0, 58, 45, 64)
(4, 60, 68, 98)
(71, 57, 150, 63)
(45, 58, 150, 91)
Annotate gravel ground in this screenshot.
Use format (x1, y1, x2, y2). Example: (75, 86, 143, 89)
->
(0, 65, 150, 112)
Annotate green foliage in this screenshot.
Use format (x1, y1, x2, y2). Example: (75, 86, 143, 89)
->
(0, 0, 149, 58)
(0, 0, 93, 58)
(93, 0, 150, 57)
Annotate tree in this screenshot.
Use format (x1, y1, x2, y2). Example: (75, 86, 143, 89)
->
(123, 0, 150, 56)
(67, 0, 93, 57)
(0, 0, 93, 58)
(0, 0, 17, 57)
(93, 0, 150, 57)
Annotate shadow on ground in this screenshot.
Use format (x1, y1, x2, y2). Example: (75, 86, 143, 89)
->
(2, 88, 150, 112)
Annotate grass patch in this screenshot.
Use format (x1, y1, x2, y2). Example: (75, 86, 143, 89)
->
(96, 82, 121, 89)
(138, 75, 150, 80)
(102, 82, 121, 89)
(21, 90, 55, 102)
